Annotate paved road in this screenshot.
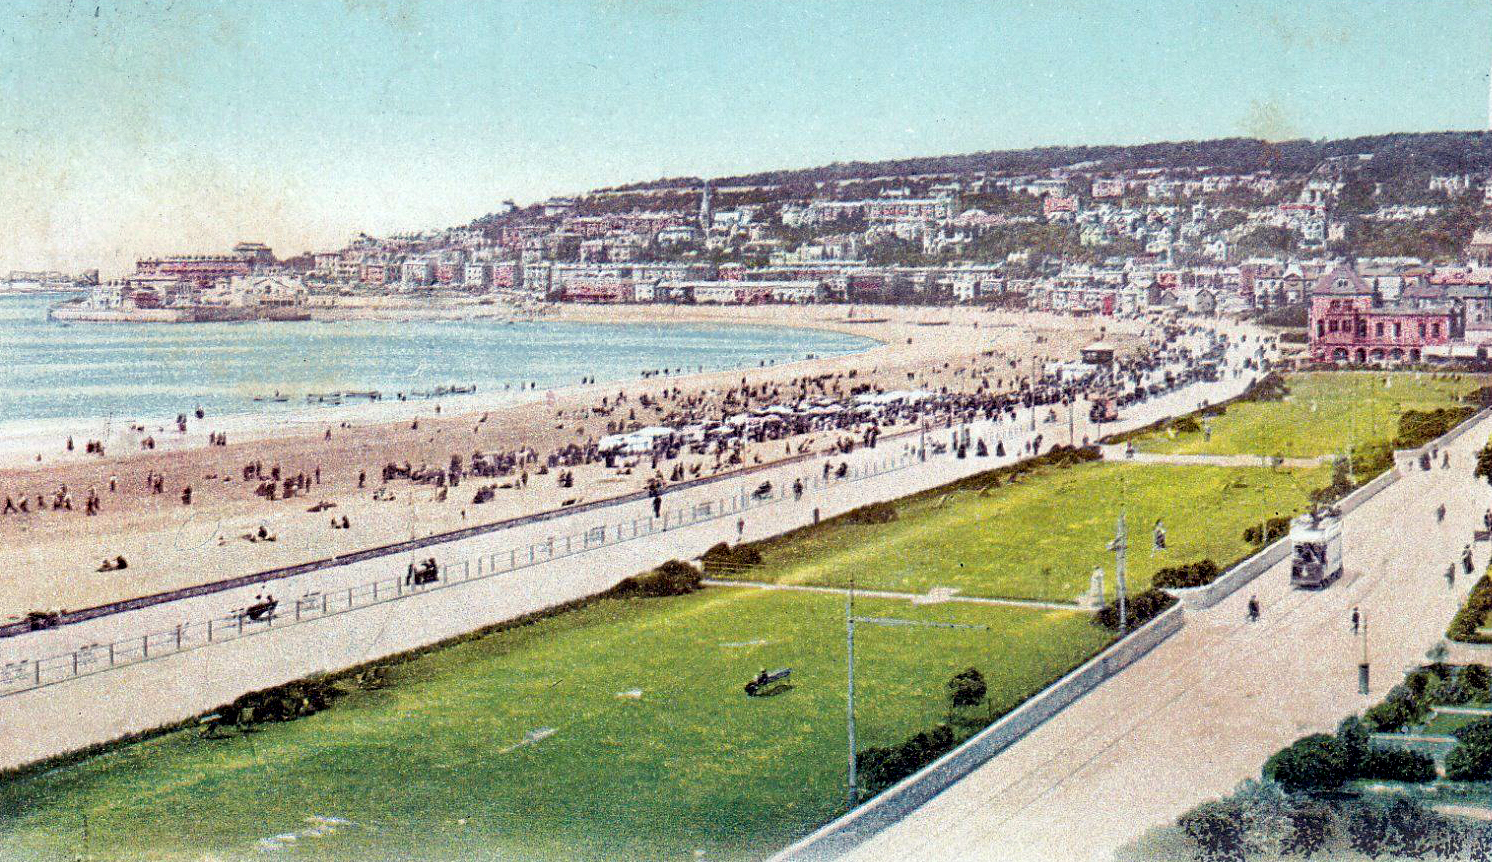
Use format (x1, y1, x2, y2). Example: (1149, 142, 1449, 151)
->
(840, 412, 1492, 862)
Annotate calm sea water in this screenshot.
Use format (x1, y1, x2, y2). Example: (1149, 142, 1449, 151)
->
(0, 293, 874, 428)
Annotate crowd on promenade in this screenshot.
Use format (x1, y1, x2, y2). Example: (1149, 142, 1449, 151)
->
(0, 321, 1242, 567)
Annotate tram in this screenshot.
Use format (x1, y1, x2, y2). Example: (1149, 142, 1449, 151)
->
(1289, 508, 1344, 589)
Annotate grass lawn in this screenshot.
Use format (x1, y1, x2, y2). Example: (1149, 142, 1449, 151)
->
(0, 588, 1108, 862)
(727, 461, 1327, 603)
(1133, 372, 1479, 458)
(1419, 709, 1492, 737)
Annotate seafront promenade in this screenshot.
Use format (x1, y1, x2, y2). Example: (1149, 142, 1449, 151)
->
(0, 336, 1258, 772)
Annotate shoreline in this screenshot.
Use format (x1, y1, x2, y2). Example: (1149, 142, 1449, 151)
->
(0, 304, 1130, 620)
(0, 305, 887, 470)
(0, 302, 1101, 471)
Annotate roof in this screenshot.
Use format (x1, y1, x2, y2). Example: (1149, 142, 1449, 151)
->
(1313, 266, 1374, 296)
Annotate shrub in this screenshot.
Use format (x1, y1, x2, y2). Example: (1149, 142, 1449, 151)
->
(1171, 416, 1202, 435)
(842, 501, 898, 525)
(1358, 748, 1437, 784)
(1242, 516, 1291, 547)
(1152, 559, 1221, 590)
(855, 723, 957, 795)
(1178, 797, 1254, 862)
(1263, 733, 1349, 793)
(1239, 373, 1289, 403)
(231, 678, 343, 725)
(1362, 684, 1428, 733)
(700, 542, 762, 575)
(1394, 407, 1475, 450)
(1447, 718, 1492, 781)
(1462, 663, 1492, 698)
(1094, 588, 1176, 631)
(607, 559, 702, 598)
(947, 667, 987, 710)
(1336, 715, 1370, 775)
(1449, 574, 1492, 643)
(1478, 441, 1492, 487)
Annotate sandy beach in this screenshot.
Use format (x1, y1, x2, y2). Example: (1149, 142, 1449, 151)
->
(0, 304, 1132, 620)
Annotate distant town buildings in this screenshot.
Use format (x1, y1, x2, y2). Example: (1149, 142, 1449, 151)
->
(42, 150, 1492, 355)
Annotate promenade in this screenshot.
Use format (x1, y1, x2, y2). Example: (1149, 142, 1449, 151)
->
(838, 403, 1492, 862)
(0, 333, 1261, 772)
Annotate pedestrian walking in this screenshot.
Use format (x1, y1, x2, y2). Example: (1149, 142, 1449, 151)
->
(1247, 595, 1260, 622)
(1448, 564, 1458, 589)
(1351, 606, 1359, 635)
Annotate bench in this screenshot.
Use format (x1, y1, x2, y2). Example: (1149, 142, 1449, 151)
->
(745, 668, 792, 696)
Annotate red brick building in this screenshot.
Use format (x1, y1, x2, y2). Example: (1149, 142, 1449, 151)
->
(1308, 265, 1460, 364)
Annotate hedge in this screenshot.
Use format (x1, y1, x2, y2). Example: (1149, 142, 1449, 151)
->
(607, 559, 703, 598)
(1242, 517, 1291, 547)
(1152, 559, 1221, 590)
(1094, 588, 1176, 632)
(1448, 571, 1492, 644)
(855, 723, 957, 796)
(1394, 406, 1476, 450)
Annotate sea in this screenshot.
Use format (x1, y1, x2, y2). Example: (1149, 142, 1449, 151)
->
(0, 293, 874, 455)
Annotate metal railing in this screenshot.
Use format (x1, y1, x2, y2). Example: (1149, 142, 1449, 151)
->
(0, 434, 984, 698)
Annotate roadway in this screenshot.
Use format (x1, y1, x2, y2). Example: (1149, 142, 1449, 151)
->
(839, 401, 1492, 862)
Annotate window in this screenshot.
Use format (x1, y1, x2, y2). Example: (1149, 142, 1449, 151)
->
(1318, 320, 1326, 337)
(1420, 322, 1427, 338)
(1394, 322, 1402, 338)
(1328, 320, 1338, 333)
(1375, 322, 1384, 337)
(1434, 323, 1442, 338)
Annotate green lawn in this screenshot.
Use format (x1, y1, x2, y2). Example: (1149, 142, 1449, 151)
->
(1419, 709, 1492, 737)
(1134, 372, 1479, 458)
(0, 588, 1108, 862)
(729, 461, 1327, 603)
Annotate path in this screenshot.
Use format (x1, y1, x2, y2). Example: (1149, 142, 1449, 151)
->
(701, 579, 1080, 612)
(1097, 444, 1332, 469)
(836, 411, 1492, 862)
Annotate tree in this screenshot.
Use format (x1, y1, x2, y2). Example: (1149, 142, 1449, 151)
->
(947, 667, 987, 710)
(1447, 718, 1492, 781)
(1263, 733, 1349, 793)
(1335, 716, 1370, 775)
(1179, 797, 1253, 862)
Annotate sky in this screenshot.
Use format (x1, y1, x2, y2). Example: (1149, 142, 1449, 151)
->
(1, 0, 1491, 275)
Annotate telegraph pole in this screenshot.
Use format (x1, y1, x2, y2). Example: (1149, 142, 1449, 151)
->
(1108, 511, 1129, 631)
(846, 577, 856, 805)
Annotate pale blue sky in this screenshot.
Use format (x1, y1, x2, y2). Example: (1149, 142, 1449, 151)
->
(1, 0, 1490, 273)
